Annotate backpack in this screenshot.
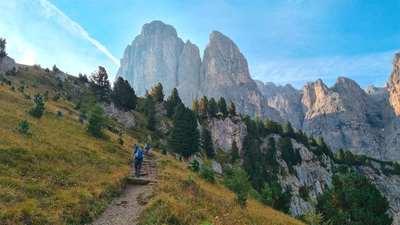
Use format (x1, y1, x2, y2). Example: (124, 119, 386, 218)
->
(146, 142, 151, 149)
(135, 149, 143, 160)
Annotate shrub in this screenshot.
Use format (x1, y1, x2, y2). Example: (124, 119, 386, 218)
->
(199, 163, 215, 184)
(74, 101, 82, 110)
(118, 137, 124, 145)
(23, 93, 31, 99)
(188, 159, 200, 172)
(52, 94, 61, 101)
(15, 119, 31, 134)
(235, 193, 247, 207)
(222, 169, 251, 195)
(28, 94, 45, 119)
(18, 85, 24, 93)
(10, 86, 14, 91)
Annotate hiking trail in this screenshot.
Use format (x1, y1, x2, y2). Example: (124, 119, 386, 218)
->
(90, 157, 157, 225)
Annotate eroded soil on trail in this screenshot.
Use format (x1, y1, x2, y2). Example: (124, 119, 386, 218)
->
(90, 159, 157, 225)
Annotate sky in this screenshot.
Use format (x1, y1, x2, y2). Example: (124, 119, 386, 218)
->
(0, 0, 399, 90)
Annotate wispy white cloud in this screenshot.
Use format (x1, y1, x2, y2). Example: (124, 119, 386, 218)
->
(0, 0, 119, 79)
(250, 50, 398, 88)
(38, 0, 120, 66)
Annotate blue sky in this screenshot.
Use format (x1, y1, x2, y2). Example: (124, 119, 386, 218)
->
(0, 0, 399, 89)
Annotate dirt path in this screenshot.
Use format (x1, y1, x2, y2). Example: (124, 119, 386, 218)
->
(91, 158, 157, 225)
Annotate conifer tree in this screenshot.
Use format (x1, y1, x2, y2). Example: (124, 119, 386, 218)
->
(317, 166, 392, 224)
(150, 82, 164, 102)
(165, 88, 182, 117)
(218, 97, 228, 118)
(90, 66, 111, 102)
(110, 77, 137, 110)
(227, 101, 236, 116)
(86, 104, 109, 139)
(28, 93, 45, 119)
(201, 128, 214, 158)
(169, 103, 200, 157)
(192, 98, 199, 116)
(231, 140, 239, 163)
(283, 121, 295, 138)
(308, 134, 317, 146)
(207, 97, 218, 117)
(144, 93, 156, 131)
(199, 96, 208, 117)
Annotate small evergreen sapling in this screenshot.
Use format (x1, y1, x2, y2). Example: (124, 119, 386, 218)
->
(15, 119, 31, 135)
(28, 94, 45, 119)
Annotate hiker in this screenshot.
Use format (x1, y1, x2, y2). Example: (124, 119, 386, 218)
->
(78, 117, 84, 124)
(133, 144, 140, 154)
(56, 109, 63, 117)
(33, 95, 39, 103)
(145, 141, 151, 156)
(134, 145, 144, 178)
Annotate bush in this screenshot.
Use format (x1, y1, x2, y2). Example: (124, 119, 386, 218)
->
(199, 163, 215, 184)
(18, 86, 24, 93)
(118, 137, 124, 145)
(15, 119, 31, 134)
(28, 94, 45, 118)
(52, 94, 61, 101)
(235, 193, 247, 207)
(188, 159, 200, 172)
(23, 93, 31, 99)
(222, 169, 251, 195)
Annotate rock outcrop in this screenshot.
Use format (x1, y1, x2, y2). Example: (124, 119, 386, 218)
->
(389, 53, 400, 116)
(0, 56, 18, 74)
(208, 116, 248, 154)
(101, 103, 135, 129)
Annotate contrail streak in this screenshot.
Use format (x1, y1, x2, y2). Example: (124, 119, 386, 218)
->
(38, 0, 120, 66)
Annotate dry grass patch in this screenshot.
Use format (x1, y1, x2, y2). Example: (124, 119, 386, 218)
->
(138, 152, 304, 225)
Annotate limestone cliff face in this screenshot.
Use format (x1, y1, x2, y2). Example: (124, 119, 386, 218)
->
(389, 53, 400, 116)
(208, 116, 248, 154)
(176, 40, 204, 107)
(301, 77, 383, 158)
(200, 31, 266, 117)
(116, 21, 185, 97)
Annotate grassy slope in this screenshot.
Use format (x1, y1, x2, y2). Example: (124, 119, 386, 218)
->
(0, 66, 134, 224)
(0, 65, 304, 225)
(139, 152, 304, 225)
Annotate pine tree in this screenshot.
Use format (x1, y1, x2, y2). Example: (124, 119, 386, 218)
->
(218, 97, 228, 118)
(199, 96, 208, 117)
(283, 121, 295, 138)
(231, 140, 239, 163)
(227, 101, 236, 116)
(201, 128, 214, 158)
(169, 103, 200, 157)
(86, 104, 109, 139)
(151, 82, 164, 102)
(28, 94, 45, 119)
(192, 98, 199, 116)
(90, 66, 111, 102)
(110, 77, 137, 110)
(207, 97, 218, 117)
(166, 88, 182, 117)
(317, 167, 392, 225)
(144, 93, 156, 131)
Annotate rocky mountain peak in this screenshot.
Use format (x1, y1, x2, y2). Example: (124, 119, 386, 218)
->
(141, 20, 178, 38)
